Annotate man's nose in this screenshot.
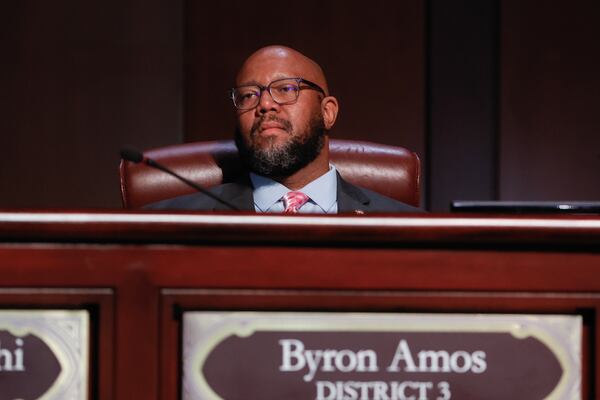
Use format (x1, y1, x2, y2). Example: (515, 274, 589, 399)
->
(256, 89, 279, 114)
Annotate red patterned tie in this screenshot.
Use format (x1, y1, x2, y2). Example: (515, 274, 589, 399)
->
(282, 191, 309, 213)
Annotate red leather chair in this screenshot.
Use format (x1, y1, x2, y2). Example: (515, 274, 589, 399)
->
(119, 139, 420, 209)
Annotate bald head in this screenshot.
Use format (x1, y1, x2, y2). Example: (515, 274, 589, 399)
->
(232, 45, 339, 187)
(236, 45, 330, 95)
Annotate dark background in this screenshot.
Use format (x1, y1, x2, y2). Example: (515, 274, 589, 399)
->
(1, 0, 599, 211)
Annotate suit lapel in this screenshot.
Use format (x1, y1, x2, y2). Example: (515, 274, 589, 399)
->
(212, 176, 255, 211)
(336, 172, 371, 213)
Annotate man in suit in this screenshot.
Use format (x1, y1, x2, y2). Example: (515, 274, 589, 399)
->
(149, 45, 420, 213)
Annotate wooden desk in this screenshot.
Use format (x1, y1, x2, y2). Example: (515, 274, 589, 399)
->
(1, 211, 599, 399)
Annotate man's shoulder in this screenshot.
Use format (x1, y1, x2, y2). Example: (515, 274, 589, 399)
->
(358, 185, 422, 213)
(143, 173, 422, 213)
(336, 175, 422, 213)
(143, 181, 252, 211)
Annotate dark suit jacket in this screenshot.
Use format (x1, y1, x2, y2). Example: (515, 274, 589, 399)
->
(146, 173, 421, 213)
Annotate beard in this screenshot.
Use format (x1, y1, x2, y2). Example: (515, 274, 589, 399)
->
(234, 113, 326, 178)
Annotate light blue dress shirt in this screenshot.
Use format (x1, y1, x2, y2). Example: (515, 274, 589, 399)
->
(249, 165, 338, 214)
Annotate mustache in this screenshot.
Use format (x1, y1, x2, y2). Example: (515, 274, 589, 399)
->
(250, 116, 293, 136)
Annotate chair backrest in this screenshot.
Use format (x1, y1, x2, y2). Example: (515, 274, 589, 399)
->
(119, 139, 420, 209)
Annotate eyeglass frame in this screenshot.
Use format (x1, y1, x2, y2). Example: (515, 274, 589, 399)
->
(229, 77, 326, 110)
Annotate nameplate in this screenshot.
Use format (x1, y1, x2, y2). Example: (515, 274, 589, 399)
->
(0, 310, 89, 399)
(182, 312, 581, 400)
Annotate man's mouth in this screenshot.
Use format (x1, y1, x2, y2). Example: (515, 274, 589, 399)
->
(252, 117, 292, 136)
(260, 122, 285, 132)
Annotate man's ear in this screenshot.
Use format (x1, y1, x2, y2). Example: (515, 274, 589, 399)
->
(321, 96, 339, 130)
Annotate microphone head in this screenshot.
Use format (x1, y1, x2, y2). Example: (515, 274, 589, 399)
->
(120, 147, 144, 163)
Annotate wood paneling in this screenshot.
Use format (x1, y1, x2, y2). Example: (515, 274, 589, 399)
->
(427, 0, 498, 211)
(500, 0, 600, 200)
(4, 1, 600, 209)
(0, 1, 182, 208)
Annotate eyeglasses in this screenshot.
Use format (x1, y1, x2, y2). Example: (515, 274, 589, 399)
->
(230, 77, 326, 110)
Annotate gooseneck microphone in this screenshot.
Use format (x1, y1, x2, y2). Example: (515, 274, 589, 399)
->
(120, 147, 239, 211)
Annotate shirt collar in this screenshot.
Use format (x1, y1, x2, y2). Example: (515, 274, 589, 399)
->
(249, 165, 338, 212)
(250, 174, 289, 212)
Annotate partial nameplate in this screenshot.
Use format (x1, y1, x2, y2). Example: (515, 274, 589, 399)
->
(182, 312, 581, 400)
(0, 310, 89, 400)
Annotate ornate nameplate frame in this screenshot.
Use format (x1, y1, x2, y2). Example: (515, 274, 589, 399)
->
(0, 310, 89, 400)
(182, 312, 581, 400)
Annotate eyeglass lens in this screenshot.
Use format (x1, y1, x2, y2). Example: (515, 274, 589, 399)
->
(233, 78, 303, 110)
